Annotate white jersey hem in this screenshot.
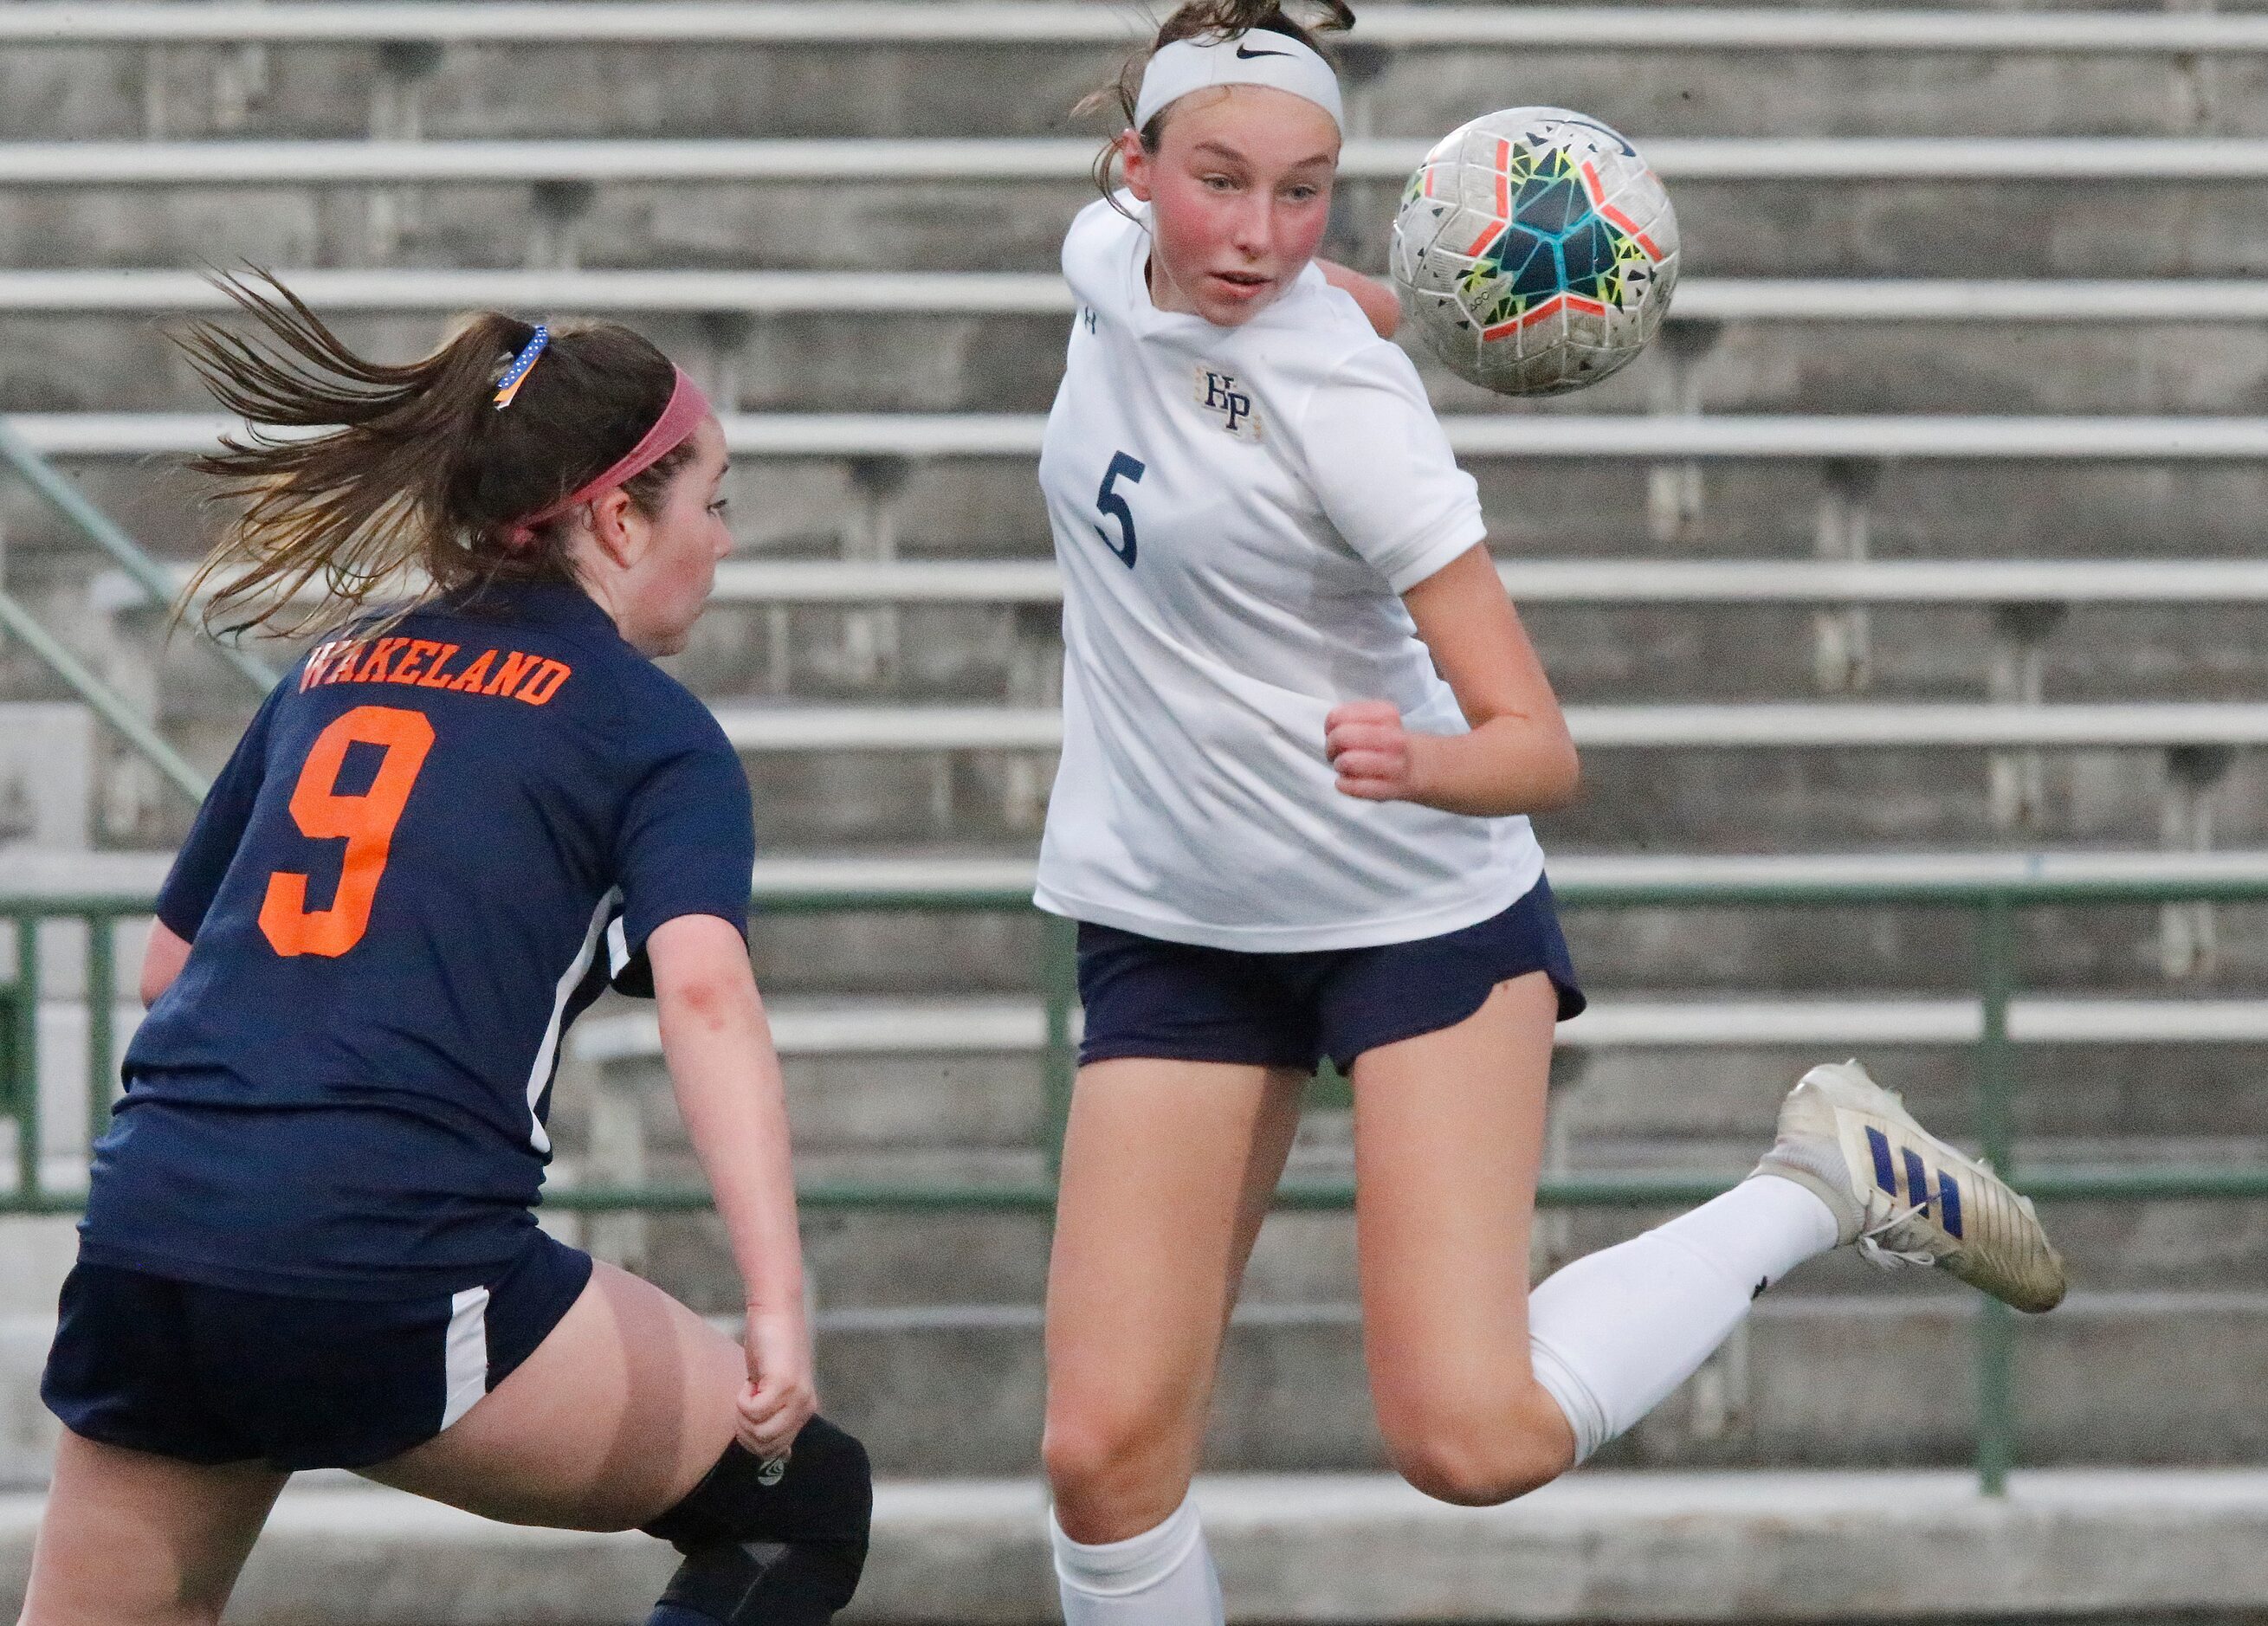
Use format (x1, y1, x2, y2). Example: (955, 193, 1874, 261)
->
(1032, 851, 1545, 954)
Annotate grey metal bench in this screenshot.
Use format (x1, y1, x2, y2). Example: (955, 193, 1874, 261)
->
(10, 136, 2268, 187)
(11, 268, 2268, 326)
(12, 5, 2268, 52)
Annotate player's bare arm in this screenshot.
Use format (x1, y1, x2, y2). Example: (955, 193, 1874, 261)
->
(1324, 545, 1579, 816)
(1317, 258, 1400, 338)
(139, 919, 191, 1007)
(650, 913, 817, 1460)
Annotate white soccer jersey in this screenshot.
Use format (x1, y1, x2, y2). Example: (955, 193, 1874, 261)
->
(1031, 196, 1548, 952)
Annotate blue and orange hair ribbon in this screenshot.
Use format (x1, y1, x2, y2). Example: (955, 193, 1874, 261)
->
(493, 325, 549, 408)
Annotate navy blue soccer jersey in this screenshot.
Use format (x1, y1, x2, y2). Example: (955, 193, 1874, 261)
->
(80, 580, 754, 1299)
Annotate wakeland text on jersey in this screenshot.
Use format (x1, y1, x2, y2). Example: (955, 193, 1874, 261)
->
(298, 636, 573, 706)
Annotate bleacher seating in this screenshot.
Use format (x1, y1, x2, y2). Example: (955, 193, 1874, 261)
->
(16, 134, 2268, 185)
(10, 3, 2268, 50)
(698, 699, 2268, 753)
(18, 410, 2268, 461)
(95, 554, 2268, 608)
(16, 267, 2268, 323)
(3, 3, 2267, 1500)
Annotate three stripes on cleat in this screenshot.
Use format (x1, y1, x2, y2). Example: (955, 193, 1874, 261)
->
(1866, 1127, 1963, 1240)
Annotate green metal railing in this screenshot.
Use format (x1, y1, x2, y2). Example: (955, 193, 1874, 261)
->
(10, 869, 2268, 1493)
(0, 420, 272, 807)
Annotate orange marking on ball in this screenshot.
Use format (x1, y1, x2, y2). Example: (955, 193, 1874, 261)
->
(1600, 202, 1665, 261)
(1482, 294, 1570, 341)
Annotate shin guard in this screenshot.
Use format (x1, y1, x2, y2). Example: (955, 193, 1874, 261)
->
(640, 1416, 873, 1625)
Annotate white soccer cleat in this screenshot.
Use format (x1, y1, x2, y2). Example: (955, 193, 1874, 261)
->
(1752, 1060, 2067, 1313)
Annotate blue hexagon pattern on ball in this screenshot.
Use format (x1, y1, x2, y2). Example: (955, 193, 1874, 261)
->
(1391, 106, 1681, 397)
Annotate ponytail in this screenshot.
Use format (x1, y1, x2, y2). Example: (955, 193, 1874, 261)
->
(173, 270, 695, 640)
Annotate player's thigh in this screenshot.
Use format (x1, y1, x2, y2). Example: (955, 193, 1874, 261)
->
(361, 1259, 742, 1532)
(1044, 1056, 1305, 1532)
(20, 1427, 288, 1626)
(1349, 974, 1563, 1441)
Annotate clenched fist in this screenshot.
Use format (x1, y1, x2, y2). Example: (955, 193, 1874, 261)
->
(1325, 700, 1431, 803)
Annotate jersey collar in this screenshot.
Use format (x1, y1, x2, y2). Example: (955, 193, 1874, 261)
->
(455, 577, 623, 642)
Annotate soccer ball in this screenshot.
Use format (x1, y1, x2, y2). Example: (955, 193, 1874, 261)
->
(1390, 107, 1680, 397)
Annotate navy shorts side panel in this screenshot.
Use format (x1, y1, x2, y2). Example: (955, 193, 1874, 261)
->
(42, 1229, 593, 1471)
(1316, 875, 1586, 1072)
(477, 1227, 595, 1396)
(1072, 876, 1586, 1074)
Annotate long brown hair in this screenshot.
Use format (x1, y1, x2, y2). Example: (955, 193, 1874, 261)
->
(173, 271, 698, 640)
(1079, 0, 1355, 202)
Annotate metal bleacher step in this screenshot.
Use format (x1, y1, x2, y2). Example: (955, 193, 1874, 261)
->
(0, 1463, 2262, 1624)
(24, 411, 2268, 462)
(705, 698, 2268, 755)
(15, 4, 2268, 52)
(93, 556, 2268, 612)
(0, 1283, 2261, 1483)
(23, 268, 2268, 326)
(575, 989, 2268, 1067)
(17, 136, 2268, 189)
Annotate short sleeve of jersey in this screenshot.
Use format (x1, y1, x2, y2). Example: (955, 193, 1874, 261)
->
(1298, 341, 1489, 595)
(1063, 194, 1153, 331)
(611, 720, 755, 965)
(153, 680, 287, 942)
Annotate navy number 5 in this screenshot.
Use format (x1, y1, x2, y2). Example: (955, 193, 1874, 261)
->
(1093, 451, 1145, 569)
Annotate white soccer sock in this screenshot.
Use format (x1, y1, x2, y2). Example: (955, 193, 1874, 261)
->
(1050, 1495, 1224, 1626)
(1528, 1173, 1840, 1463)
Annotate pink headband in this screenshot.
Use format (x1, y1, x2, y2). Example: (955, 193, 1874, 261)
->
(500, 365, 712, 549)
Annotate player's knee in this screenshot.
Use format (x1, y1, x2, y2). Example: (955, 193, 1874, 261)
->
(1040, 1405, 1128, 1504)
(1376, 1396, 1568, 1507)
(640, 1416, 873, 1623)
(1042, 1396, 1187, 1526)
(1387, 1427, 1563, 1507)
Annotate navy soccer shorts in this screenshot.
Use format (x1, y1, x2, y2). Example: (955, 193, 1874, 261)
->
(41, 1229, 592, 1470)
(1074, 875, 1586, 1075)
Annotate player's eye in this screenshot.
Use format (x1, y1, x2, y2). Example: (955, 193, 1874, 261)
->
(707, 498, 730, 516)
(1284, 184, 1321, 203)
(1202, 173, 1237, 191)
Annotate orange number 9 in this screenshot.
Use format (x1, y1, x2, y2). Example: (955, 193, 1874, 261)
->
(259, 705, 436, 958)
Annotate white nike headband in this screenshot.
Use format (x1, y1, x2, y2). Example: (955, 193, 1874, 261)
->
(1132, 31, 1346, 135)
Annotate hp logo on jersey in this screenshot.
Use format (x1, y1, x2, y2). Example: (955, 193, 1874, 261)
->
(1192, 365, 1262, 443)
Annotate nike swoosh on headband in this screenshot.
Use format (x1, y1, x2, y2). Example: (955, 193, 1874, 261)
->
(1133, 34, 1346, 133)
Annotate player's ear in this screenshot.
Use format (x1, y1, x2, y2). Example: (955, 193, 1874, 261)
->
(585, 487, 646, 570)
(1120, 129, 1156, 202)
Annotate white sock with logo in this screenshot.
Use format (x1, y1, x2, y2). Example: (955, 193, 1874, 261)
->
(1050, 1494, 1224, 1626)
(1527, 1174, 1841, 1463)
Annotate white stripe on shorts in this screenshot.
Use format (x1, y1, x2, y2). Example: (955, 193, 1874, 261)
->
(441, 1285, 492, 1430)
